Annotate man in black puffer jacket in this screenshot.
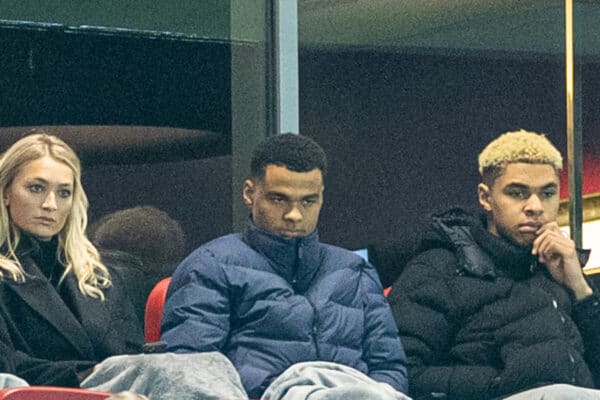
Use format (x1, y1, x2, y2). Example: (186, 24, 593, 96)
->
(387, 130, 600, 400)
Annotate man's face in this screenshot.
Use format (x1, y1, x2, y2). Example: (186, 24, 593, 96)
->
(243, 164, 324, 238)
(478, 162, 560, 247)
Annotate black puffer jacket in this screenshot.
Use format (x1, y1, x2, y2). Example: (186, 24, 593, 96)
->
(387, 208, 600, 400)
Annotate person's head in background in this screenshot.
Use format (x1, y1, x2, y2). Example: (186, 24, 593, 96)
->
(88, 205, 186, 278)
(477, 129, 563, 247)
(243, 133, 327, 239)
(0, 130, 109, 297)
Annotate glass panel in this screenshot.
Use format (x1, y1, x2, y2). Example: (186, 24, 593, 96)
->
(0, 1, 231, 40)
(298, 0, 567, 250)
(576, 0, 600, 265)
(576, 0, 600, 197)
(0, 2, 233, 164)
(0, 26, 231, 164)
(0, 1, 272, 248)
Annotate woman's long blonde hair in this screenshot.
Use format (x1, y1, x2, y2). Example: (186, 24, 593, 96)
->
(0, 131, 111, 299)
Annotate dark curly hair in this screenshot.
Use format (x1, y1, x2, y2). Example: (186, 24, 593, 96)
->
(250, 133, 327, 179)
(88, 206, 185, 277)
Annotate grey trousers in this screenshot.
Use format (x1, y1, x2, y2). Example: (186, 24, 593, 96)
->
(82, 352, 246, 400)
(82, 353, 411, 400)
(262, 361, 411, 400)
(0, 373, 28, 388)
(503, 384, 600, 400)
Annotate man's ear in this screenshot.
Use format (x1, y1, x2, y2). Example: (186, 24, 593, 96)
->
(242, 179, 255, 207)
(478, 183, 492, 211)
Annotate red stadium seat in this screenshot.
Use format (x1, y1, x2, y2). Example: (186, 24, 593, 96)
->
(144, 277, 172, 343)
(0, 386, 110, 400)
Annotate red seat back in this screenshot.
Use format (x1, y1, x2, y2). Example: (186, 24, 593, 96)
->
(144, 277, 172, 343)
(0, 387, 110, 400)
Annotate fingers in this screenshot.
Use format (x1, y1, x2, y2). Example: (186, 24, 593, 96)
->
(532, 223, 575, 263)
(531, 223, 591, 298)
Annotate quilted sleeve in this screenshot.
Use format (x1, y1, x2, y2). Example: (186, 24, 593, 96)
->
(161, 247, 231, 352)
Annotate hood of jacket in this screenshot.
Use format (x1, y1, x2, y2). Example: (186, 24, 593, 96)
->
(421, 207, 536, 280)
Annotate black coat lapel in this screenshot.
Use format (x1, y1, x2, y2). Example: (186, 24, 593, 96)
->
(60, 273, 112, 354)
(9, 266, 96, 359)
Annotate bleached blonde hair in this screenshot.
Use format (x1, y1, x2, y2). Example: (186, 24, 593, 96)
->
(478, 129, 563, 185)
(0, 131, 111, 299)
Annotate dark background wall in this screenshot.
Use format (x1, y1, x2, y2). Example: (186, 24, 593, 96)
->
(83, 156, 232, 254)
(2, 27, 598, 253)
(300, 48, 574, 249)
(81, 48, 599, 254)
(1, 1, 598, 258)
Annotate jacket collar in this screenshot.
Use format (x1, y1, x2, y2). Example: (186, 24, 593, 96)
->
(429, 208, 534, 279)
(17, 234, 60, 282)
(242, 219, 321, 292)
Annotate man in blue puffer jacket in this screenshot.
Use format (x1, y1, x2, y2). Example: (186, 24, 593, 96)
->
(161, 133, 409, 399)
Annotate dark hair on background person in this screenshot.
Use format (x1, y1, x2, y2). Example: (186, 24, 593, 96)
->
(250, 133, 328, 179)
(88, 205, 186, 326)
(88, 205, 186, 278)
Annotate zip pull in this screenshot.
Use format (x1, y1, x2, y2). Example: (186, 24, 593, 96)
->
(530, 258, 540, 273)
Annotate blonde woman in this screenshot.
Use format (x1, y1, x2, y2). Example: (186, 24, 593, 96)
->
(0, 132, 142, 387)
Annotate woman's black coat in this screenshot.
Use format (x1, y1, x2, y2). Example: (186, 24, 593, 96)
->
(0, 238, 143, 386)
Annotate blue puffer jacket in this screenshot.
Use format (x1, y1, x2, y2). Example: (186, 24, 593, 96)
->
(161, 221, 408, 397)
